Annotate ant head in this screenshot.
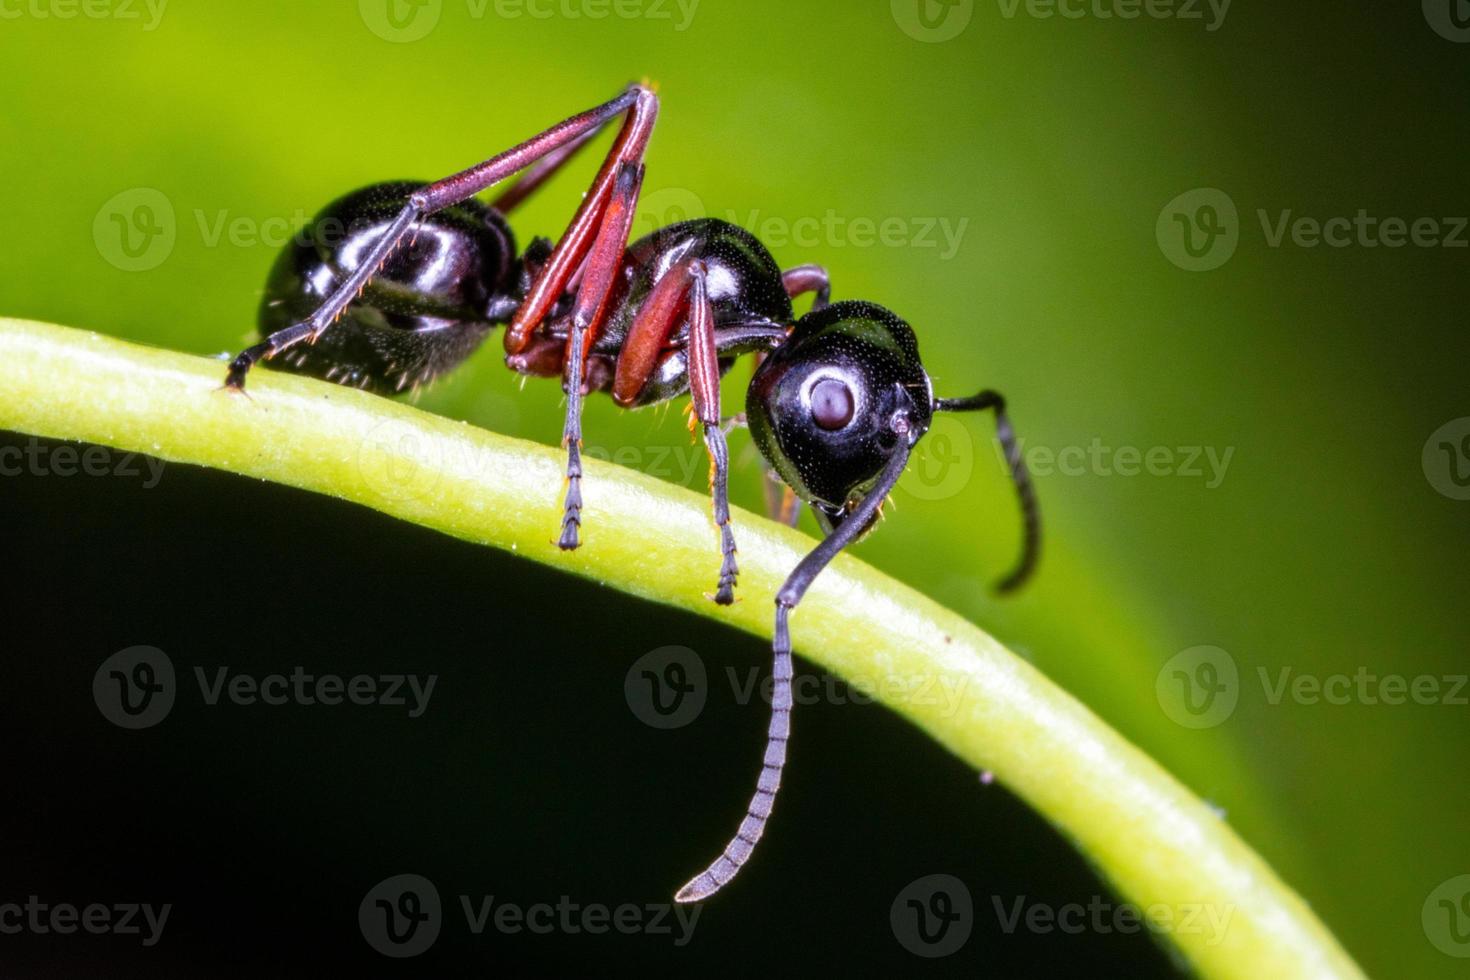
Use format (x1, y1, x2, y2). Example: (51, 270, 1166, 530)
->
(747, 301, 934, 531)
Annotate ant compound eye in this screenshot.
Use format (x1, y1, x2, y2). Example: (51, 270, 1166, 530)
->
(809, 378, 855, 431)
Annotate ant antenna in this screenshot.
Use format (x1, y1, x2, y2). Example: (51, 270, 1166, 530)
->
(675, 418, 917, 903)
(934, 390, 1041, 592)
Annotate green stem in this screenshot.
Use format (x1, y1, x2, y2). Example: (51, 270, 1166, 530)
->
(0, 318, 1361, 979)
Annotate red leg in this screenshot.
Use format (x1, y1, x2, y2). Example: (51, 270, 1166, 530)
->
(782, 264, 832, 312)
(224, 84, 652, 389)
(505, 86, 659, 356)
(489, 120, 605, 215)
(557, 161, 646, 551)
(603, 259, 740, 603)
(684, 262, 740, 604)
(610, 257, 697, 407)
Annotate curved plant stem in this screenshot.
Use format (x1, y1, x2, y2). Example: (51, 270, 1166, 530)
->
(0, 318, 1362, 979)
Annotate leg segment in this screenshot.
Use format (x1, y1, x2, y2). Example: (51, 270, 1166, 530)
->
(224, 84, 654, 390)
(762, 479, 803, 528)
(505, 86, 659, 355)
(782, 264, 831, 312)
(675, 417, 918, 903)
(558, 161, 646, 551)
(684, 262, 739, 605)
(606, 258, 741, 603)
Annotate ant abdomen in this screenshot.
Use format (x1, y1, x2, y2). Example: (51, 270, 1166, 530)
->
(257, 181, 519, 393)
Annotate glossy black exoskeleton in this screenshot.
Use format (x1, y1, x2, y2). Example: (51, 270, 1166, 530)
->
(222, 85, 1041, 905)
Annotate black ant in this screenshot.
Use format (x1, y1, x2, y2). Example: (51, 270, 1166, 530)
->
(223, 84, 1041, 903)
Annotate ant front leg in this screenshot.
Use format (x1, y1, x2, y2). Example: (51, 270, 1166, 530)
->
(223, 83, 657, 391)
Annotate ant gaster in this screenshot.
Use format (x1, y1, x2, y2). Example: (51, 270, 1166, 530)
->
(224, 84, 1041, 903)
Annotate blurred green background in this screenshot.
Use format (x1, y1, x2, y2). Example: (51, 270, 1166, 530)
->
(2, 1, 1467, 975)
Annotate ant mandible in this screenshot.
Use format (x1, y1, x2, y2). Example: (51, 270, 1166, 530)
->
(223, 83, 1041, 903)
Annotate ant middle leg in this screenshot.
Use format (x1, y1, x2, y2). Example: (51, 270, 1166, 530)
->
(609, 258, 741, 604)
